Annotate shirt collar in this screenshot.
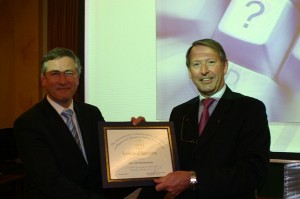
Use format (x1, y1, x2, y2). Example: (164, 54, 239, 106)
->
(199, 84, 226, 101)
(46, 95, 74, 115)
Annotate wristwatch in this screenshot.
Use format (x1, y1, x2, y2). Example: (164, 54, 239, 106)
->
(189, 170, 198, 190)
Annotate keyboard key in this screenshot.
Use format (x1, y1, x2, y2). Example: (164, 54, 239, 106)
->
(213, 0, 300, 78)
(277, 35, 300, 92)
(225, 62, 294, 122)
(156, 0, 230, 41)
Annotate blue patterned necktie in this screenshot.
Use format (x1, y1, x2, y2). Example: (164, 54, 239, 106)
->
(61, 109, 82, 152)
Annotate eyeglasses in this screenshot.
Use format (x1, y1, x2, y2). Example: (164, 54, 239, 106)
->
(46, 70, 77, 79)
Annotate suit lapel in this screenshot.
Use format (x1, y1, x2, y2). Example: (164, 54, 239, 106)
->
(40, 99, 88, 163)
(180, 97, 200, 143)
(40, 98, 72, 136)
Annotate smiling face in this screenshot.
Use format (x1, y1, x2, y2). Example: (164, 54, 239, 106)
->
(41, 56, 80, 108)
(188, 45, 228, 97)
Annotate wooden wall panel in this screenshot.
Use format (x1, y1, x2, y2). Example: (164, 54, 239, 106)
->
(0, 0, 42, 128)
(0, 0, 81, 128)
(0, 1, 15, 128)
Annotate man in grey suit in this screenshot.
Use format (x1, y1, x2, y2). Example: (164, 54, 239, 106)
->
(14, 48, 143, 199)
(138, 39, 270, 199)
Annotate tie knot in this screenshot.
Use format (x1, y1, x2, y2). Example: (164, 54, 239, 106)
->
(202, 98, 215, 109)
(61, 109, 73, 119)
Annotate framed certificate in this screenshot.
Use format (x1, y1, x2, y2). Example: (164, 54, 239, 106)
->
(98, 122, 179, 188)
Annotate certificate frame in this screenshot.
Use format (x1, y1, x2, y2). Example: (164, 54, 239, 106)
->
(98, 122, 179, 188)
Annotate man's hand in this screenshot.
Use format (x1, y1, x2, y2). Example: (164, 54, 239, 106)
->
(131, 116, 145, 126)
(154, 171, 191, 197)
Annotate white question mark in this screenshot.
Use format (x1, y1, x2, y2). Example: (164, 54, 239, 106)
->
(243, 1, 265, 28)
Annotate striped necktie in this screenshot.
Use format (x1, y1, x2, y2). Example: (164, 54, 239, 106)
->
(61, 109, 82, 151)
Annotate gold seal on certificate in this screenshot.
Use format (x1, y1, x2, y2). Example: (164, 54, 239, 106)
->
(98, 122, 179, 188)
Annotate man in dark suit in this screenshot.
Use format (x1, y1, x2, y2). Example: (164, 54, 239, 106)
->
(138, 39, 270, 199)
(14, 48, 143, 199)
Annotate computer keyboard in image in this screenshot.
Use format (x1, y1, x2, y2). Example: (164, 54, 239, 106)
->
(214, 0, 300, 82)
(156, 0, 300, 123)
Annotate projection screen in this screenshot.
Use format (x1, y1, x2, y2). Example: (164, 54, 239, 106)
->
(85, 0, 300, 159)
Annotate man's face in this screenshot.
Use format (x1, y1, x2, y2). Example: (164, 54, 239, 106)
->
(188, 45, 228, 97)
(41, 56, 79, 108)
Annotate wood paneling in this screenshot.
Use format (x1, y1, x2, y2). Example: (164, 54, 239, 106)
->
(0, 0, 42, 128)
(0, 0, 82, 128)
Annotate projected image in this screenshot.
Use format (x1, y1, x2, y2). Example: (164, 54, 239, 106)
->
(156, 0, 300, 154)
(156, 0, 300, 122)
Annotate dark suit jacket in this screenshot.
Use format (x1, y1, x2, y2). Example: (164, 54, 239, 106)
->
(138, 87, 270, 199)
(14, 98, 133, 199)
